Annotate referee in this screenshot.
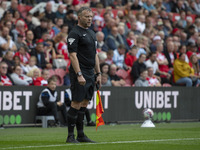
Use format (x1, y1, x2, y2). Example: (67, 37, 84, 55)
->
(66, 7, 101, 143)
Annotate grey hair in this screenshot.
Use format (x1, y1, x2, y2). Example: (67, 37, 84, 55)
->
(77, 7, 92, 16)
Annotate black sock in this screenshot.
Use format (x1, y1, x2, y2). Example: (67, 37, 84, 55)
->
(67, 107, 78, 136)
(85, 108, 91, 123)
(76, 107, 86, 137)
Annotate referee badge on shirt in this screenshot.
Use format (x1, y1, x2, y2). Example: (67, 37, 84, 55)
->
(68, 38, 75, 45)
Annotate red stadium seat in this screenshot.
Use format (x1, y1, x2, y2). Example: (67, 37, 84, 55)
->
(54, 68, 66, 86)
(116, 69, 129, 79)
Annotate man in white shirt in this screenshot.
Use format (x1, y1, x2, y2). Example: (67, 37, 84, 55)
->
(113, 44, 126, 69)
(0, 26, 17, 56)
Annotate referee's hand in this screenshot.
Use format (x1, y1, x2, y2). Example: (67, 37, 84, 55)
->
(78, 75, 86, 85)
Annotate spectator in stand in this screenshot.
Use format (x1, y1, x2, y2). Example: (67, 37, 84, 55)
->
(37, 76, 68, 126)
(45, 39, 57, 64)
(14, 46, 30, 66)
(135, 69, 149, 87)
(105, 26, 126, 51)
(131, 53, 147, 83)
(92, 3, 104, 32)
(15, 34, 27, 50)
(171, 0, 188, 13)
(101, 73, 112, 87)
(55, 4, 66, 19)
(60, 24, 69, 35)
(130, 20, 141, 35)
(47, 19, 55, 39)
(177, 11, 187, 28)
(143, 0, 156, 12)
(179, 45, 189, 63)
(29, 42, 52, 69)
(25, 13, 35, 31)
(163, 0, 172, 12)
(156, 42, 171, 80)
(0, 26, 17, 56)
(24, 56, 39, 74)
(64, 10, 77, 33)
(11, 20, 26, 42)
(96, 31, 108, 52)
(109, 63, 126, 86)
(190, 54, 200, 77)
(190, 0, 200, 15)
(194, 18, 200, 33)
(98, 51, 107, 64)
(174, 53, 200, 87)
(13, 55, 20, 66)
(136, 13, 146, 33)
(105, 50, 114, 65)
(146, 67, 162, 87)
(0, 61, 13, 86)
(126, 31, 137, 49)
(52, 17, 64, 36)
(2, 11, 13, 24)
(54, 33, 70, 65)
(0, 1, 7, 20)
(37, 32, 50, 44)
(117, 24, 130, 50)
(100, 62, 110, 75)
(4, 21, 14, 38)
(131, 0, 142, 10)
(10, 65, 33, 85)
(102, 17, 116, 39)
(33, 18, 48, 40)
(150, 35, 162, 52)
(1, 51, 15, 74)
(42, 2, 56, 23)
(27, 67, 41, 85)
(112, 44, 127, 69)
(125, 45, 138, 68)
(197, 36, 200, 53)
(12, 10, 23, 25)
(186, 42, 199, 61)
(8, 0, 20, 15)
(135, 36, 148, 58)
(25, 30, 36, 50)
(145, 52, 170, 84)
(34, 69, 50, 86)
(164, 41, 177, 72)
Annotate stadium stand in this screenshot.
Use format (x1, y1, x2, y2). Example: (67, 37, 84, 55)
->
(0, 0, 200, 88)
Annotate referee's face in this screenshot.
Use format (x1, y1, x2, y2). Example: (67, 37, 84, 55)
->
(79, 10, 93, 28)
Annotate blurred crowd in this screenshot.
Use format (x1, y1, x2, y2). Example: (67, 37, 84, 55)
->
(0, 0, 200, 87)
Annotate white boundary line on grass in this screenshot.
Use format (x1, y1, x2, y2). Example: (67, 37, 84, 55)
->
(1, 138, 200, 149)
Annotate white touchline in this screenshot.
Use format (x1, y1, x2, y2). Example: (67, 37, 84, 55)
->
(1, 138, 200, 149)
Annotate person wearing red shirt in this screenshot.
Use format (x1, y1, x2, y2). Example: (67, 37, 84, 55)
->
(14, 46, 30, 65)
(0, 62, 13, 86)
(34, 69, 49, 86)
(125, 45, 138, 68)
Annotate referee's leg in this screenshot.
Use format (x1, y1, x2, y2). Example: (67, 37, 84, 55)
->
(66, 101, 81, 143)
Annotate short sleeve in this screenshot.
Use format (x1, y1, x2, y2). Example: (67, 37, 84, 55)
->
(67, 30, 79, 53)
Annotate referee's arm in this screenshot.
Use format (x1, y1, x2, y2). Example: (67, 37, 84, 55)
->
(95, 54, 101, 88)
(69, 52, 81, 74)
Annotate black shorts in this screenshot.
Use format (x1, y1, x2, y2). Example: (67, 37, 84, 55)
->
(70, 68, 95, 102)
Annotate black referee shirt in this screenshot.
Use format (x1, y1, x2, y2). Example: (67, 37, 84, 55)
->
(67, 25, 97, 70)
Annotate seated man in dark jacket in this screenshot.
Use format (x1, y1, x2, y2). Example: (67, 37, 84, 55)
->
(131, 53, 147, 83)
(37, 76, 67, 126)
(29, 42, 52, 69)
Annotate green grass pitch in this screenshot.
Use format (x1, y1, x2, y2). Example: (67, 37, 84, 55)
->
(0, 122, 200, 150)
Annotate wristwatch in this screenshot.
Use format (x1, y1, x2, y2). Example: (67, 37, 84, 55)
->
(77, 71, 82, 77)
(96, 72, 102, 76)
